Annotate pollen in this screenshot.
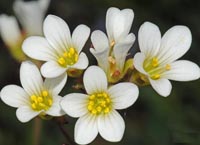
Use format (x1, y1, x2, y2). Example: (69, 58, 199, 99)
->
(165, 64, 171, 70)
(87, 92, 112, 115)
(30, 90, 53, 111)
(152, 74, 160, 80)
(152, 57, 159, 67)
(57, 47, 78, 67)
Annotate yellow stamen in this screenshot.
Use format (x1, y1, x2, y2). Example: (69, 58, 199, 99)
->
(69, 47, 75, 55)
(58, 57, 66, 65)
(104, 107, 110, 114)
(152, 74, 160, 79)
(37, 97, 43, 103)
(152, 57, 159, 67)
(165, 64, 171, 70)
(42, 91, 48, 97)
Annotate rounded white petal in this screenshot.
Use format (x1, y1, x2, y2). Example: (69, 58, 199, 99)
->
(113, 33, 135, 71)
(41, 61, 67, 78)
(20, 61, 43, 96)
(46, 95, 65, 116)
(106, 7, 120, 41)
(1, 85, 29, 108)
(158, 26, 192, 64)
(13, 0, 48, 36)
(16, 106, 40, 123)
(149, 78, 172, 97)
(72, 24, 90, 53)
(133, 52, 148, 75)
(108, 83, 139, 109)
(91, 30, 109, 52)
(75, 114, 98, 144)
(0, 14, 21, 46)
(98, 110, 125, 142)
(61, 93, 88, 118)
(138, 22, 161, 57)
(69, 52, 89, 70)
(22, 36, 57, 61)
(90, 48, 109, 73)
(43, 15, 72, 53)
(44, 73, 67, 95)
(83, 66, 108, 94)
(162, 60, 200, 81)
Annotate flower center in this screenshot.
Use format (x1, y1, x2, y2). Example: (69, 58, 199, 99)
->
(30, 90, 53, 111)
(144, 57, 171, 80)
(87, 92, 112, 115)
(57, 47, 78, 67)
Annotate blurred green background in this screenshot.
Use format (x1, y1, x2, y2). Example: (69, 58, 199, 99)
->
(0, 0, 200, 145)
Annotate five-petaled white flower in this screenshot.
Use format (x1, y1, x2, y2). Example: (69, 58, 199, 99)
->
(90, 7, 135, 82)
(22, 15, 90, 78)
(134, 22, 200, 97)
(0, 61, 67, 123)
(60, 66, 139, 144)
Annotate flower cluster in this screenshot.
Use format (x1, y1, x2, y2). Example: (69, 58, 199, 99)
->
(0, 6, 200, 145)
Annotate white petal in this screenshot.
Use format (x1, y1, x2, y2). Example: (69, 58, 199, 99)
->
(0, 14, 21, 46)
(46, 95, 65, 116)
(72, 24, 90, 53)
(83, 66, 108, 94)
(113, 33, 135, 71)
(162, 60, 200, 81)
(91, 30, 109, 52)
(22, 36, 57, 61)
(106, 7, 134, 42)
(38, 0, 51, 11)
(75, 114, 98, 144)
(44, 73, 67, 95)
(60, 93, 88, 118)
(20, 61, 43, 96)
(158, 26, 192, 64)
(133, 52, 148, 75)
(13, 0, 48, 36)
(149, 78, 172, 97)
(41, 61, 67, 78)
(106, 7, 120, 41)
(1, 85, 29, 108)
(108, 83, 139, 109)
(98, 110, 125, 142)
(138, 22, 161, 57)
(16, 106, 40, 123)
(69, 52, 89, 70)
(43, 15, 71, 53)
(90, 48, 109, 73)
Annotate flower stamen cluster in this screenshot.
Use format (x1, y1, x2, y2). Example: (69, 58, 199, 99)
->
(87, 92, 112, 115)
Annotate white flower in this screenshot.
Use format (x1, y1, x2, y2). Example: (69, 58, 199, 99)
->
(0, 15, 22, 48)
(22, 15, 90, 78)
(134, 22, 200, 97)
(60, 66, 139, 144)
(90, 7, 135, 81)
(13, 0, 50, 36)
(0, 61, 67, 123)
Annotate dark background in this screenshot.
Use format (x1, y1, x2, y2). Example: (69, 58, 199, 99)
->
(0, 0, 200, 145)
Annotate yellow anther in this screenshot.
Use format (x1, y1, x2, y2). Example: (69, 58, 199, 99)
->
(58, 57, 66, 65)
(48, 99, 52, 106)
(31, 103, 36, 109)
(89, 95, 95, 100)
(165, 64, 171, 70)
(110, 40, 115, 47)
(97, 106, 102, 112)
(106, 98, 111, 103)
(42, 91, 48, 97)
(87, 105, 93, 111)
(152, 57, 159, 67)
(31, 95, 37, 101)
(92, 109, 97, 114)
(63, 52, 68, 58)
(37, 97, 43, 103)
(89, 101, 94, 106)
(39, 103, 45, 108)
(152, 74, 160, 79)
(108, 56, 116, 64)
(104, 107, 110, 114)
(75, 54, 78, 62)
(69, 47, 75, 55)
(101, 101, 106, 107)
(103, 93, 108, 98)
(97, 94, 102, 97)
